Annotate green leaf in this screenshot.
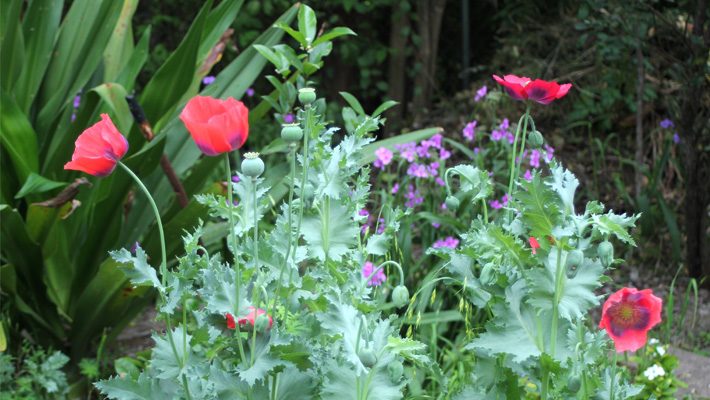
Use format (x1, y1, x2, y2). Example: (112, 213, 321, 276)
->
(115, 25, 150, 92)
(152, 327, 195, 380)
(274, 21, 305, 46)
(339, 92, 365, 115)
(527, 248, 604, 321)
(237, 335, 287, 386)
(449, 164, 492, 201)
(312, 27, 356, 47)
(198, 262, 241, 315)
(271, 366, 316, 400)
(372, 100, 398, 117)
(102, 0, 138, 82)
(96, 372, 173, 400)
(517, 173, 562, 239)
(15, 173, 66, 199)
(302, 202, 359, 262)
(297, 4, 317, 45)
(466, 280, 542, 364)
(0, 0, 25, 93)
(547, 164, 579, 214)
(15, 0, 63, 112)
(0, 91, 39, 185)
(111, 246, 163, 292)
(316, 298, 367, 374)
(592, 212, 640, 246)
(365, 234, 389, 256)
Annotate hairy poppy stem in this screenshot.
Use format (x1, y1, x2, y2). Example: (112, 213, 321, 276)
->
(224, 154, 247, 365)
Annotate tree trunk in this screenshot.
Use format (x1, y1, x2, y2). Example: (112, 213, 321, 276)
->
(680, 0, 710, 284)
(634, 38, 644, 199)
(412, 0, 447, 121)
(386, 2, 411, 133)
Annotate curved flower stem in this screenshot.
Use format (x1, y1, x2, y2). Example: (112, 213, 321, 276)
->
(224, 155, 247, 365)
(514, 113, 534, 186)
(481, 199, 488, 223)
(444, 168, 457, 197)
(360, 260, 405, 292)
(117, 161, 191, 400)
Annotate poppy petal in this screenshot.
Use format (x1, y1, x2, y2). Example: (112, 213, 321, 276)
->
(525, 80, 561, 105)
(493, 74, 527, 100)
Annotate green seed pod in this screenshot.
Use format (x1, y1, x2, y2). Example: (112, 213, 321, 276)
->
(281, 123, 303, 143)
(298, 88, 316, 105)
(598, 241, 614, 267)
(241, 152, 264, 178)
(528, 130, 544, 148)
(445, 196, 460, 211)
(391, 285, 410, 308)
(566, 250, 584, 268)
(567, 377, 581, 393)
(358, 347, 377, 368)
(387, 360, 404, 382)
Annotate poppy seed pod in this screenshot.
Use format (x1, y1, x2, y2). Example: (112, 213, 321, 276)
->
(358, 347, 377, 368)
(528, 130, 544, 148)
(241, 152, 264, 178)
(387, 360, 404, 382)
(298, 87, 316, 105)
(281, 123, 303, 143)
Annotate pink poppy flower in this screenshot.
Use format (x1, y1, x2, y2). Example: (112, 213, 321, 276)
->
(64, 114, 128, 177)
(529, 237, 540, 254)
(599, 287, 662, 352)
(492, 74, 572, 105)
(180, 96, 249, 156)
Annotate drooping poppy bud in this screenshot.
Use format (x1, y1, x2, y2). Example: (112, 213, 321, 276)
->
(179, 96, 249, 156)
(599, 287, 662, 352)
(64, 114, 128, 177)
(225, 313, 236, 330)
(237, 306, 273, 330)
(492, 74, 572, 105)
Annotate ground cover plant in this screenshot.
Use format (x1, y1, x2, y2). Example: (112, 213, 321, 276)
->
(2, 1, 702, 399)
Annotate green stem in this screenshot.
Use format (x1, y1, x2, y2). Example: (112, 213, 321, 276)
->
(550, 245, 565, 357)
(506, 105, 531, 202)
(117, 161, 191, 400)
(610, 351, 619, 400)
(250, 176, 260, 367)
(293, 104, 313, 264)
(481, 198, 488, 223)
(223, 155, 247, 365)
(360, 260, 405, 292)
(514, 112, 531, 186)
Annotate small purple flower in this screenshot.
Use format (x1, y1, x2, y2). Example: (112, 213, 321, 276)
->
(543, 145, 555, 163)
(202, 76, 216, 85)
(529, 149, 541, 168)
(439, 148, 451, 160)
(659, 118, 674, 129)
(473, 147, 480, 155)
(362, 261, 386, 286)
(491, 119, 510, 142)
(73, 95, 81, 109)
(672, 132, 680, 144)
(358, 209, 370, 217)
(524, 169, 533, 181)
(432, 222, 441, 229)
(435, 177, 446, 186)
(474, 85, 488, 102)
(506, 131, 515, 144)
(463, 120, 477, 141)
(432, 236, 459, 249)
(246, 87, 255, 97)
(407, 163, 429, 178)
(130, 241, 140, 256)
(373, 147, 394, 169)
(396, 142, 417, 162)
(231, 175, 241, 183)
(283, 113, 295, 124)
(489, 194, 511, 210)
(391, 183, 399, 194)
(405, 185, 424, 208)
(376, 218, 386, 234)
(225, 199, 239, 207)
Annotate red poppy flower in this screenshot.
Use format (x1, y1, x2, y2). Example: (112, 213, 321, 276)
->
(492, 74, 572, 105)
(179, 96, 249, 156)
(225, 313, 236, 330)
(599, 287, 662, 352)
(64, 114, 128, 177)
(529, 237, 540, 254)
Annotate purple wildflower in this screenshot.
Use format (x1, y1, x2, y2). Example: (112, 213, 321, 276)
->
(374, 147, 393, 169)
(659, 118, 674, 129)
(283, 113, 295, 124)
(405, 185, 424, 208)
(358, 209, 370, 217)
(407, 163, 429, 178)
(463, 120, 477, 141)
(524, 169, 533, 181)
(529, 149, 541, 168)
(246, 87, 255, 97)
(391, 183, 399, 194)
(439, 148, 451, 160)
(543, 145, 555, 163)
(474, 85, 488, 102)
(491, 118, 510, 142)
(202, 76, 216, 85)
(432, 222, 441, 229)
(435, 177, 446, 186)
(396, 142, 417, 162)
(231, 175, 241, 183)
(672, 132, 680, 144)
(362, 261, 386, 286)
(130, 241, 140, 256)
(433, 236, 460, 249)
(73, 95, 81, 109)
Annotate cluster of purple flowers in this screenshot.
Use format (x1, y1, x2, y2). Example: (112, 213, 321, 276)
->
(432, 236, 459, 249)
(491, 118, 514, 143)
(373, 147, 393, 169)
(404, 185, 424, 208)
(520, 145, 555, 182)
(489, 194, 510, 210)
(359, 209, 385, 235)
(361, 261, 386, 286)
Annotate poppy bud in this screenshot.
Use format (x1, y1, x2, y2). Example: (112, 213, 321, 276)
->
(358, 347, 377, 368)
(392, 285, 410, 308)
(241, 152, 264, 178)
(567, 377, 581, 392)
(387, 360, 404, 382)
(445, 196, 460, 211)
(298, 87, 316, 105)
(528, 130, 544, 148)
(566, 250, 584, 268)
(255, 314, 272, 332)
(598, 241, 614, 267)
(281, 123, 303, 143)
